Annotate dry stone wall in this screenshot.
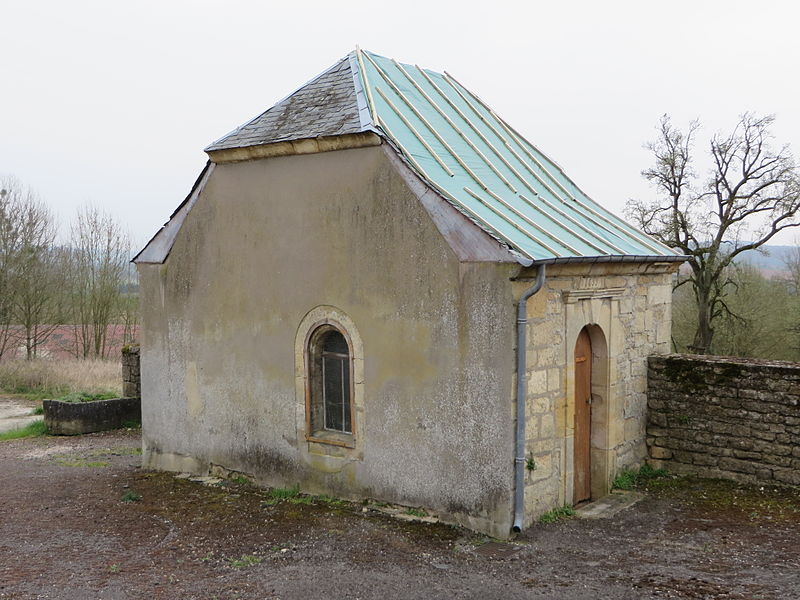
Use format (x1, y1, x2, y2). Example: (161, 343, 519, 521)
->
(647, 354, 800, 486)
(122, 345, 141, 399)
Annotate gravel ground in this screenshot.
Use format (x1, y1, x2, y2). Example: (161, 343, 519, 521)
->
(1, 429, 798, 600)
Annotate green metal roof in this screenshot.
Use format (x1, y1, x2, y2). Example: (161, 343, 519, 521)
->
(353, 49, 681, 265)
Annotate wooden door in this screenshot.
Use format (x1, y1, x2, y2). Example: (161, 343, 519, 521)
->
(574, 328, 592, 504)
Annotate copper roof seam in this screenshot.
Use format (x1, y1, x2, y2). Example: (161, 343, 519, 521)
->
(375, 87, 454, 176)
(515, 194, 614, 255)
(437, 73, 570, 203)
(490, 111, 675, 255)
(363, 52, 493, 192)
(415, 65, 540, 197)
(444, 70, 570, 175)
(480, 188, 582, 255)
(559, 194, 673, 255)
(517, 185, 636, 250)
(440, 71, 583, 204)
(378, 122, 535, 262)
(442, 71, 674, 256)
(440, 72, 513, 145)
(464, 187, 561, 257)
(492, 115, 580, 202)
(390, 59, 517, 194)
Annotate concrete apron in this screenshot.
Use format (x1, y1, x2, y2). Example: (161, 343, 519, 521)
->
(575, 490, 644, 519)
(0, 398, 39, 434)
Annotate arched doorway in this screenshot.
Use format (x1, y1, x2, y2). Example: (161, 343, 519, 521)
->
(573, 327, 592, 504)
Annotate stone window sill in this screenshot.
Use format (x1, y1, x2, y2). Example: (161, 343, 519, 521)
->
(306, 430, 356, 449)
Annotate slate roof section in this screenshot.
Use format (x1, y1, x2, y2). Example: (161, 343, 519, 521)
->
(205, 57, 366, 152)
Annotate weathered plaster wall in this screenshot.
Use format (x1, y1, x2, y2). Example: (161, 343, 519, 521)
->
(517, 262, 677, 523)
(647, 354, 800, 486)
(138, 145, 519, 537)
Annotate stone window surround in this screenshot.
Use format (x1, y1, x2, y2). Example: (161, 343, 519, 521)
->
(295, 306, 365, 461)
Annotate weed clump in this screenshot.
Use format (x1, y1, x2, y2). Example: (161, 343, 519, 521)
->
(121, 490, 142, 503)
(228, 554, 262, 568)
(539, 505, 576, 523)
(612, 463, 669, 490)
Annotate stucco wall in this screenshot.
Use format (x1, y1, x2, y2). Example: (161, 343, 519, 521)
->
(138, 145, 519, 537)
(517, 262, 677, 523)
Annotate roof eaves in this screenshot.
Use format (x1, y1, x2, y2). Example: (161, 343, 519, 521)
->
(530, 254, 689, 266)
(133, 162, 214, 264)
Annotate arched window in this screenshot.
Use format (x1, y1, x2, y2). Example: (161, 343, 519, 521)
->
(307, 325, 352, 435)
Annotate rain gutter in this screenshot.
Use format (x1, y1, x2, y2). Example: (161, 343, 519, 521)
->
(512, 263, 546, 533)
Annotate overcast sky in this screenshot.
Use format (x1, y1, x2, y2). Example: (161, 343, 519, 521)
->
(2, 0, 799, 249)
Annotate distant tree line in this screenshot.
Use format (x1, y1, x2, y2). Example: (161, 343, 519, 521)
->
(0, 176, 137, 360)
(628, 113, 800, 359)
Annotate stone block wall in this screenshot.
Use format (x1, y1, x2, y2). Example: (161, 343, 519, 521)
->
(647, 354, 800, 486)
(122, 345, 141, 399)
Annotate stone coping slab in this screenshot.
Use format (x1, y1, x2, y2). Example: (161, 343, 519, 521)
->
(44, 397, 141, 436)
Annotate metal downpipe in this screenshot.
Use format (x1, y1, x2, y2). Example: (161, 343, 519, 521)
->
(512, 264, 546, 533)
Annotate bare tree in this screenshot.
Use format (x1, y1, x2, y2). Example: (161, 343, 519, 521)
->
(627, 114, 800, 354)
(68, 205, 131, 358)
(782, 243, 800, 293)
(12, 199, 65, 359)
(119, 259, 139, 345)
(0, 177, 62, 359)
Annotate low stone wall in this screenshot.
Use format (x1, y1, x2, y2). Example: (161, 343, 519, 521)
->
(44, 397, 141, 435)
(122, 345, 141, 399)
(647, 354, 800, 486)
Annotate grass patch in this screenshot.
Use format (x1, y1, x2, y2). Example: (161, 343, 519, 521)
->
(0, 419, 47, 441)
(267, 486, 311, 504)
(55, 391, 118, 403)
(56, 458, 109, 468)
(316, 494, 346, 507)
(121, 420, 141, 429)
(121, 490, 142, 503)
(612, 463, 669, 490)
(539, 505, 576, 523)
(262, 486, 335, 506)
(0, 358, 121, 400)
(31, 406, 43, 415)
(227, 554, 262, 569)
(403, 508, 429, 518)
